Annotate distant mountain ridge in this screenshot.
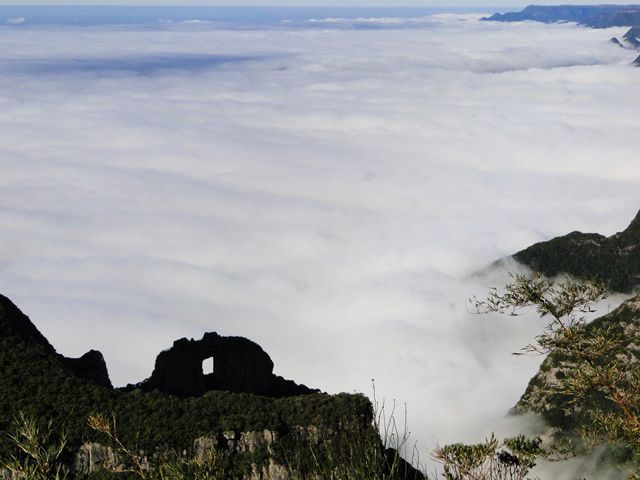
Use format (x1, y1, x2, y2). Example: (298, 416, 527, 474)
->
(483, 5, 640, 28)
(483, 5, 640, 65)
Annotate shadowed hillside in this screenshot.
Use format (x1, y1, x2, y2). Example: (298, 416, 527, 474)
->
(511, 210, 640, 293)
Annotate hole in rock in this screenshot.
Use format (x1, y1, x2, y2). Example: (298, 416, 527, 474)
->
(202, 357, 215, 375)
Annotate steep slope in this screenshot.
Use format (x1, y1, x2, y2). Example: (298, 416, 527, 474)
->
(0, 293, 54, 350)
(513, 294, 640, 431)
(623, 26, 640, 47)
(511, 210, 640, 293)
(610, 26, 640, 60)
(0, 293, 113, 388)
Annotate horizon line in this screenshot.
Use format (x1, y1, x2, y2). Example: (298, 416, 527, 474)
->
(0, 4, 507, 6)
(1, 2, 637, 10)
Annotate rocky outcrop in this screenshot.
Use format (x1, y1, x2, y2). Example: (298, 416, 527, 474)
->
(75, 443, 120, 475)
(63, 350, 112, 389)
(74, 430, 280, 476)
(0, 294, 112, 388)
(138, 332, 316, 397)
(611, 37, 625, 47)
(74, 424, 425, 480)
(482, 5, 640, 28)
(610, 27, 640, 61)
(623, 26, 640, 47)
(509, 210, 640, 293)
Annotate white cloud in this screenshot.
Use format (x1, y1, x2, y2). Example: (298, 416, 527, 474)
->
(0, 15, 639, 470)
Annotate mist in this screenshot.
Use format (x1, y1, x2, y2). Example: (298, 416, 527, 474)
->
(1, 11, 639, 464)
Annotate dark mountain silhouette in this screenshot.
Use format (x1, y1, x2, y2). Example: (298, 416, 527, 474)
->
(0, 293, 112, 388)
(510, 210, 640, 293)
(136, 332, 316, 397)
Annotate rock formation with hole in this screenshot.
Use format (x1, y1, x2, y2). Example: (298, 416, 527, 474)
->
(138, 332, 316, 397)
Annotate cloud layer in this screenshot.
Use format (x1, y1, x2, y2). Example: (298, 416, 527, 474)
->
(1, 13, 639, 464)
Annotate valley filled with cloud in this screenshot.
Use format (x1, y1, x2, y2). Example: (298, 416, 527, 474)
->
(1, 11, 639, 461)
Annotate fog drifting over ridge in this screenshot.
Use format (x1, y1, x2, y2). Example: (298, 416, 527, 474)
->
(1, 12, 640, 458)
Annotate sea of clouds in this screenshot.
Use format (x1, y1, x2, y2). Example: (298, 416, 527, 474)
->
(1, 11, 640, 470)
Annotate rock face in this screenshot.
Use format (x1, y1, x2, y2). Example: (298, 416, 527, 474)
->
(513, 294, 640, 430)
(139, 332, 316, 397)
(511, 210, 640, 293)
(74, 427, 425, 480)
(623, 26, 640, 47)
(483, 5, 640, 28)
(75, 443, 120, 475)
(610, 26, 640, 59)
(611, 36, 625, 47)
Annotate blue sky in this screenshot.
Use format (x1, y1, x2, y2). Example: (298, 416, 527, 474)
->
(0, 1, 633, 6)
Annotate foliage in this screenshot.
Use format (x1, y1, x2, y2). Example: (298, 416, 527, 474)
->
(471, 273, 608, 354)
(84, 386, 422, 480)
(284, 383, 423, 480)
(157, 451, 228, 480)
(2, 412, 69, 480)
(87, 414, 149, 479)
(433, 434, 543, 480)
(86, 414, 229, 480)
(473, 273, 640, 472)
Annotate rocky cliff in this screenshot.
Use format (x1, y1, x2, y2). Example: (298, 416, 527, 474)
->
(0, 293, 393, 479)
(513, 294, 640, 432)
(612, 26, 640, 65)
(510, 210, 640, 293)
(497, 211, 640, 436)
(623, 26, 640, 48)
